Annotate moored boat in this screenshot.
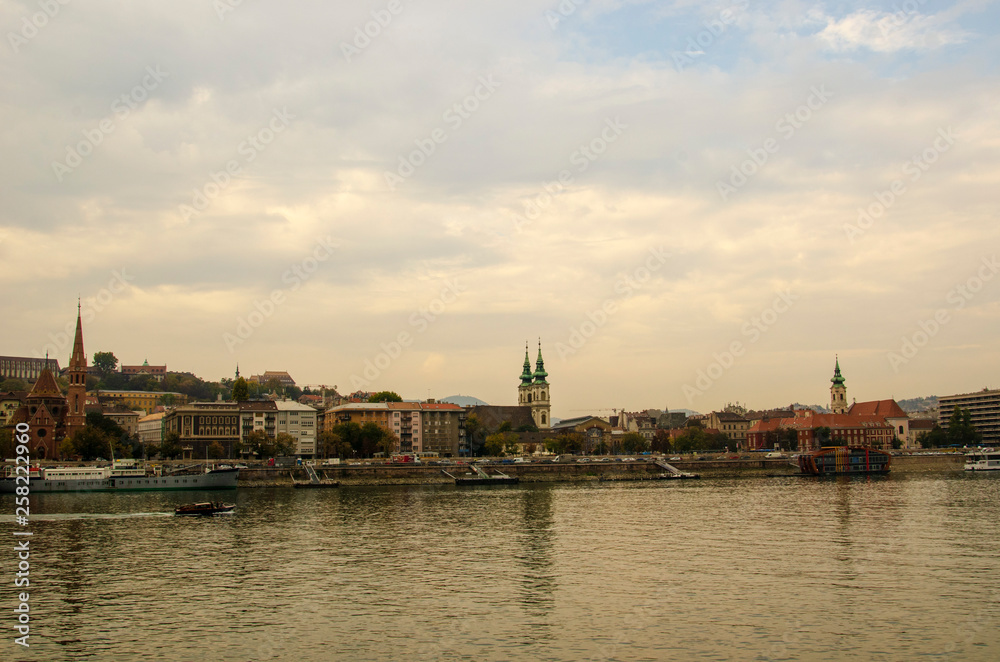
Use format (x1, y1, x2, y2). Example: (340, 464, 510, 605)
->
(174, 501, 235, 516)
(0, 459, 239, 493)
(964, 448, 1000, 471)
(798, 446, 891, 476)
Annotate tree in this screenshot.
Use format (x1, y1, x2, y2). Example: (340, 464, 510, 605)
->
(0, 428, 14, 458)
(99, 371, 129, 390)
(503, 433, 521, 456)
(651, 429, 672, 454)
(58, 436, 77, 459)
(464, 414, 485, 456)
(207, 441, 226, 459)
(285, 385, 302, 401)
(92, 351, 119, 376)
(359, 422, 390, 457)
(317, 430, 340, 458)
(275, 433, 297, 456)
(563, 432, 584, 454)
(159, 432, 183, 460)
(622, 432, 649, 454)
(368, 391, 402, 403)
(86, 411, 127, 439)
(523, 442, 537, 455)
(128, 374, 158, 392)
(69, 427, 113, 461)
(918, 425, 948, 449)
(946, 406, 982, 446)
(484, 433, 506, 457)
(1, 378, 27, 392)
(231, 377, 249, 402)
(544, 437, 567, 455)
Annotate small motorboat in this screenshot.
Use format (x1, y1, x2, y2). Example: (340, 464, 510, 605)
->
(174, 501, 235, 516)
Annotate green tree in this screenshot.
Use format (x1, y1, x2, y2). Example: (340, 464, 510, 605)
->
(484, 433, 506, 457)
(160, 431, 183, 459)
(85, 411, 126, 440)
(207, 441, 226, 459)
(1, 378, 27, 392)
(544, 437, 567, 455)
(918, 425, 948, 448)
(946, 406, 982, 446)
(0, 428, 14, 458)
(231, 377, 249, 402)
(275, 432, 297, 456)
(563, 432, 584, 454)
(58, 436, 77, 459)
(69, 427, 113, 461)
(651, 429, 672, 454)
(92, 351, 119, 376)
(359, 422, 390, 457)
(622, 432, 649, 454)
(368, 391, 402, 403)
(285, 385, 302, 401)
(497, 420, 512, 433)
(317, 430, 340, 458)
(502, 432, 521, 456)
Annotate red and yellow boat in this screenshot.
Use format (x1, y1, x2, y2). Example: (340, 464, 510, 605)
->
(798, 446, 891, 476)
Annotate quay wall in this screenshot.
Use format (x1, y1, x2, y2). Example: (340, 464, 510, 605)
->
(236, 454, 964, 487)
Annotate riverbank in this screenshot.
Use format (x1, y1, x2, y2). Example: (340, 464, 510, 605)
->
(235, 454, 965, 487)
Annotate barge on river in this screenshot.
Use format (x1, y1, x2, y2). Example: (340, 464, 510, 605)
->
(797, 446, 891, 476)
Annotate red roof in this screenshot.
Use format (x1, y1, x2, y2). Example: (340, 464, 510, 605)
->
(848, 399, 907, 418)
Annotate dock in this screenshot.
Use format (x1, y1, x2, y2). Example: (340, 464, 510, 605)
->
(443, 465, 519, 486)
(651, 460, 700, 479)
(291, 464, 339, 488)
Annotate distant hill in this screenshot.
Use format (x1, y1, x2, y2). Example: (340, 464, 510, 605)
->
(897, 396, 938, 413)
(439, 395, 490, 407)
(792, 403, 829, 413)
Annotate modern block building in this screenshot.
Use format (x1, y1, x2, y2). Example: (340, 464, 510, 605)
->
(275, 399, 318, 457)
(938, 388, 1000, 445)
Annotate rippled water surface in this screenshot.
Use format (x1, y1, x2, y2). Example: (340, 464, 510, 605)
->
(4, 472, 1000, 661)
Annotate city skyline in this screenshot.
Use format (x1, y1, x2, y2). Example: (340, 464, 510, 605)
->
(2, 1, 998, 417)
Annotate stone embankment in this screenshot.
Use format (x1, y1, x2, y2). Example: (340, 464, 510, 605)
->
(235, 454, 964, 487)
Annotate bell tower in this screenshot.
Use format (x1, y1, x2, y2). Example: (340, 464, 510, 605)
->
(531, 339, 550, 429)
(830, 356, 847, 415)
(65, 301, 88, 437)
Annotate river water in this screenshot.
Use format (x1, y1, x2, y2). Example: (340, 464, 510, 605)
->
(3, 472, 999, 661)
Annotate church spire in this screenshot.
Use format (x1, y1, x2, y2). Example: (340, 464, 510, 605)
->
(520, 342, 533, 384)
(831, 355, 845, 387)
(533, 338, 548, 384)
(70, 299, 86, 371)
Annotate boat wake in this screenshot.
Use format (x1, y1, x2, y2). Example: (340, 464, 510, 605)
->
(0, 512, 175, 522)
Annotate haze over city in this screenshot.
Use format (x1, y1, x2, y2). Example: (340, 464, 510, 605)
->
(2, 0, 998, 418)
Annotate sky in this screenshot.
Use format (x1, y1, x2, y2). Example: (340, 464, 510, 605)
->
(2, 0, 998, 418)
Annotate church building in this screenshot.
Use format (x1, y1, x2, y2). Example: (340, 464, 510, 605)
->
(517, 340, 551, 429)
(11, 304, 89, 459)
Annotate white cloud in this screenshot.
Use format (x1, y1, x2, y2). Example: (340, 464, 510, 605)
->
(818, 8, 969, 53)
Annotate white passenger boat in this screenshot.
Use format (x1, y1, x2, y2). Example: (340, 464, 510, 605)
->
(964, 448, 1000, 471)
(1, 459, 239, 493)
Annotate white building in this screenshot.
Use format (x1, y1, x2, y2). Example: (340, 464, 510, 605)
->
(137, 411, 165, 446)
(275, 399, 318, 457)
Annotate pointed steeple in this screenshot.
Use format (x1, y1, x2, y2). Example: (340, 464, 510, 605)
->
(70, 299, 86, 372)
(831, 355, 845, 387)
(532, 338, 548, 384)
(520, 342, 533, 384)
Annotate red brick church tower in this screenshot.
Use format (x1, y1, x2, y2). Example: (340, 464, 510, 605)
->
(65, 301, 88, 438)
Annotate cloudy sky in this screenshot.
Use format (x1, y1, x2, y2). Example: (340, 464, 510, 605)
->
(2, 0, 998, 417)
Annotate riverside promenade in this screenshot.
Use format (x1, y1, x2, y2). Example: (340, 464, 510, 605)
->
(236, 453, 965, 487)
